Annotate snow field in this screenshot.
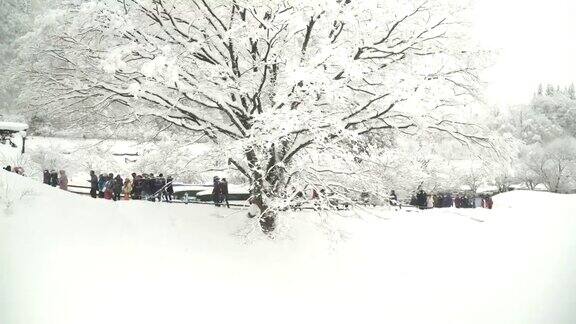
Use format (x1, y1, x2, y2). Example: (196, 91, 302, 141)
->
(1, 170, 575, 324)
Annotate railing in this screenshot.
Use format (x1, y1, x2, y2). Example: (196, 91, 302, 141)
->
(67, 184, 91, 196)
(65, 181, 385, 210)
(150, 179, 175, 200)
(65, 181, 247, 207)
(66, 180, 211, 201)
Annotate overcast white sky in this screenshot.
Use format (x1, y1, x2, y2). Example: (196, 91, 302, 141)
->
(473, 0, 576, 105)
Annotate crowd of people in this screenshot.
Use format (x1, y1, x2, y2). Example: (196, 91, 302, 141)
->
(410, 189, 493, 209)
(92, 172, 175, 201)
(31, 167, 496, 211)
(42, 169, 68, 190)
(43, 170, 175, 201)
(37, 169, 232, 205)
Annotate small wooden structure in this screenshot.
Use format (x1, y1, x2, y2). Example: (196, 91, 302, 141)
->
(0, 122, 29, 154)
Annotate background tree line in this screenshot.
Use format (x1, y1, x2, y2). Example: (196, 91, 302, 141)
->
(488, 84, 576, 193)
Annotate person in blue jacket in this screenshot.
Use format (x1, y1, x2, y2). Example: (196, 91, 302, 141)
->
(97, 174, 106, 198)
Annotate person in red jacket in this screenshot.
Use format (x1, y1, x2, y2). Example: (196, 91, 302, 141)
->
(484, 196, 494, 209)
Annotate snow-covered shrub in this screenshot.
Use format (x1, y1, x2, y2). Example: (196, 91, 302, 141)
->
(0, 172, 35, 215)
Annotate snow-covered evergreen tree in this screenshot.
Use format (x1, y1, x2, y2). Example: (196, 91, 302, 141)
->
(545, 84, 555, 96)
(568, 83, 575, 100)
(537, 83, 543, 96)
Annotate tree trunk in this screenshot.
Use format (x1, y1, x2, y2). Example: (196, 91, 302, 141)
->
(244, 160, 274, 232)
(252, 193, 276, 233)
(247, 178, 276, 233)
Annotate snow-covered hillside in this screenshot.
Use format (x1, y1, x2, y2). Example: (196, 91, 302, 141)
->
(1, 170, 575, 324)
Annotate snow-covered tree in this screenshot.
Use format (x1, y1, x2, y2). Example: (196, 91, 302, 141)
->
(0, 0, 32, 117)
(531, 95, 576, 137)
(538, 137, 576, 193)
(0, 0, 57, 118)
(545, 84, 555, 96)
(508, 105, 565, 144)
(568, 83, 575, 100)
(517, 142, 548, 190)
(18, 0, 489, 231)
(517, 138, 576, 193)
(537, 84, 543, 96)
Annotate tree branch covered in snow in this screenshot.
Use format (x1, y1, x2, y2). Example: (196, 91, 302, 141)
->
(16, 0, 490, 231)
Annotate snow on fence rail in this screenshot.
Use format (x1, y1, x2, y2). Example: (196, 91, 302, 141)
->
(67, 184, 91, 195)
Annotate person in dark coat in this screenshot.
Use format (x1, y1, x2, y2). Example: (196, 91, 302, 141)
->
(444, 194, 453, 208)
(212, 176, 221, 207)
(4, 165, 11, 172)
(410, 194, 417, 206)
(113, 175, 123, 201)
(43, 170, 50, 184)
(133, 175, 143, 200)
(141, 174, 150, 200)
(416, 189, 427, 209)
(156, 173, 166, 201)
(434, 195, 442, 208)
(149, 173, 157, 201)
(50, 170, 58, 187)
(220, 178, 229, 208)
(89, 170, 98, 198)
(166, 175, 174, 201)
(389, 190, 398, 206)
(462, 195, 470, 208)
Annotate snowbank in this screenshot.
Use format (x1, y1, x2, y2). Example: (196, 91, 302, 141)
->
(493, 189, 576, 210)
(1, 171, 575, 324)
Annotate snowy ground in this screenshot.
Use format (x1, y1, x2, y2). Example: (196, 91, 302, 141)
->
(1, 170, 575, 324)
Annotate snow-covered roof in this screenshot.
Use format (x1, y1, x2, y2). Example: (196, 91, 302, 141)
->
(0, 122, 28, 132)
